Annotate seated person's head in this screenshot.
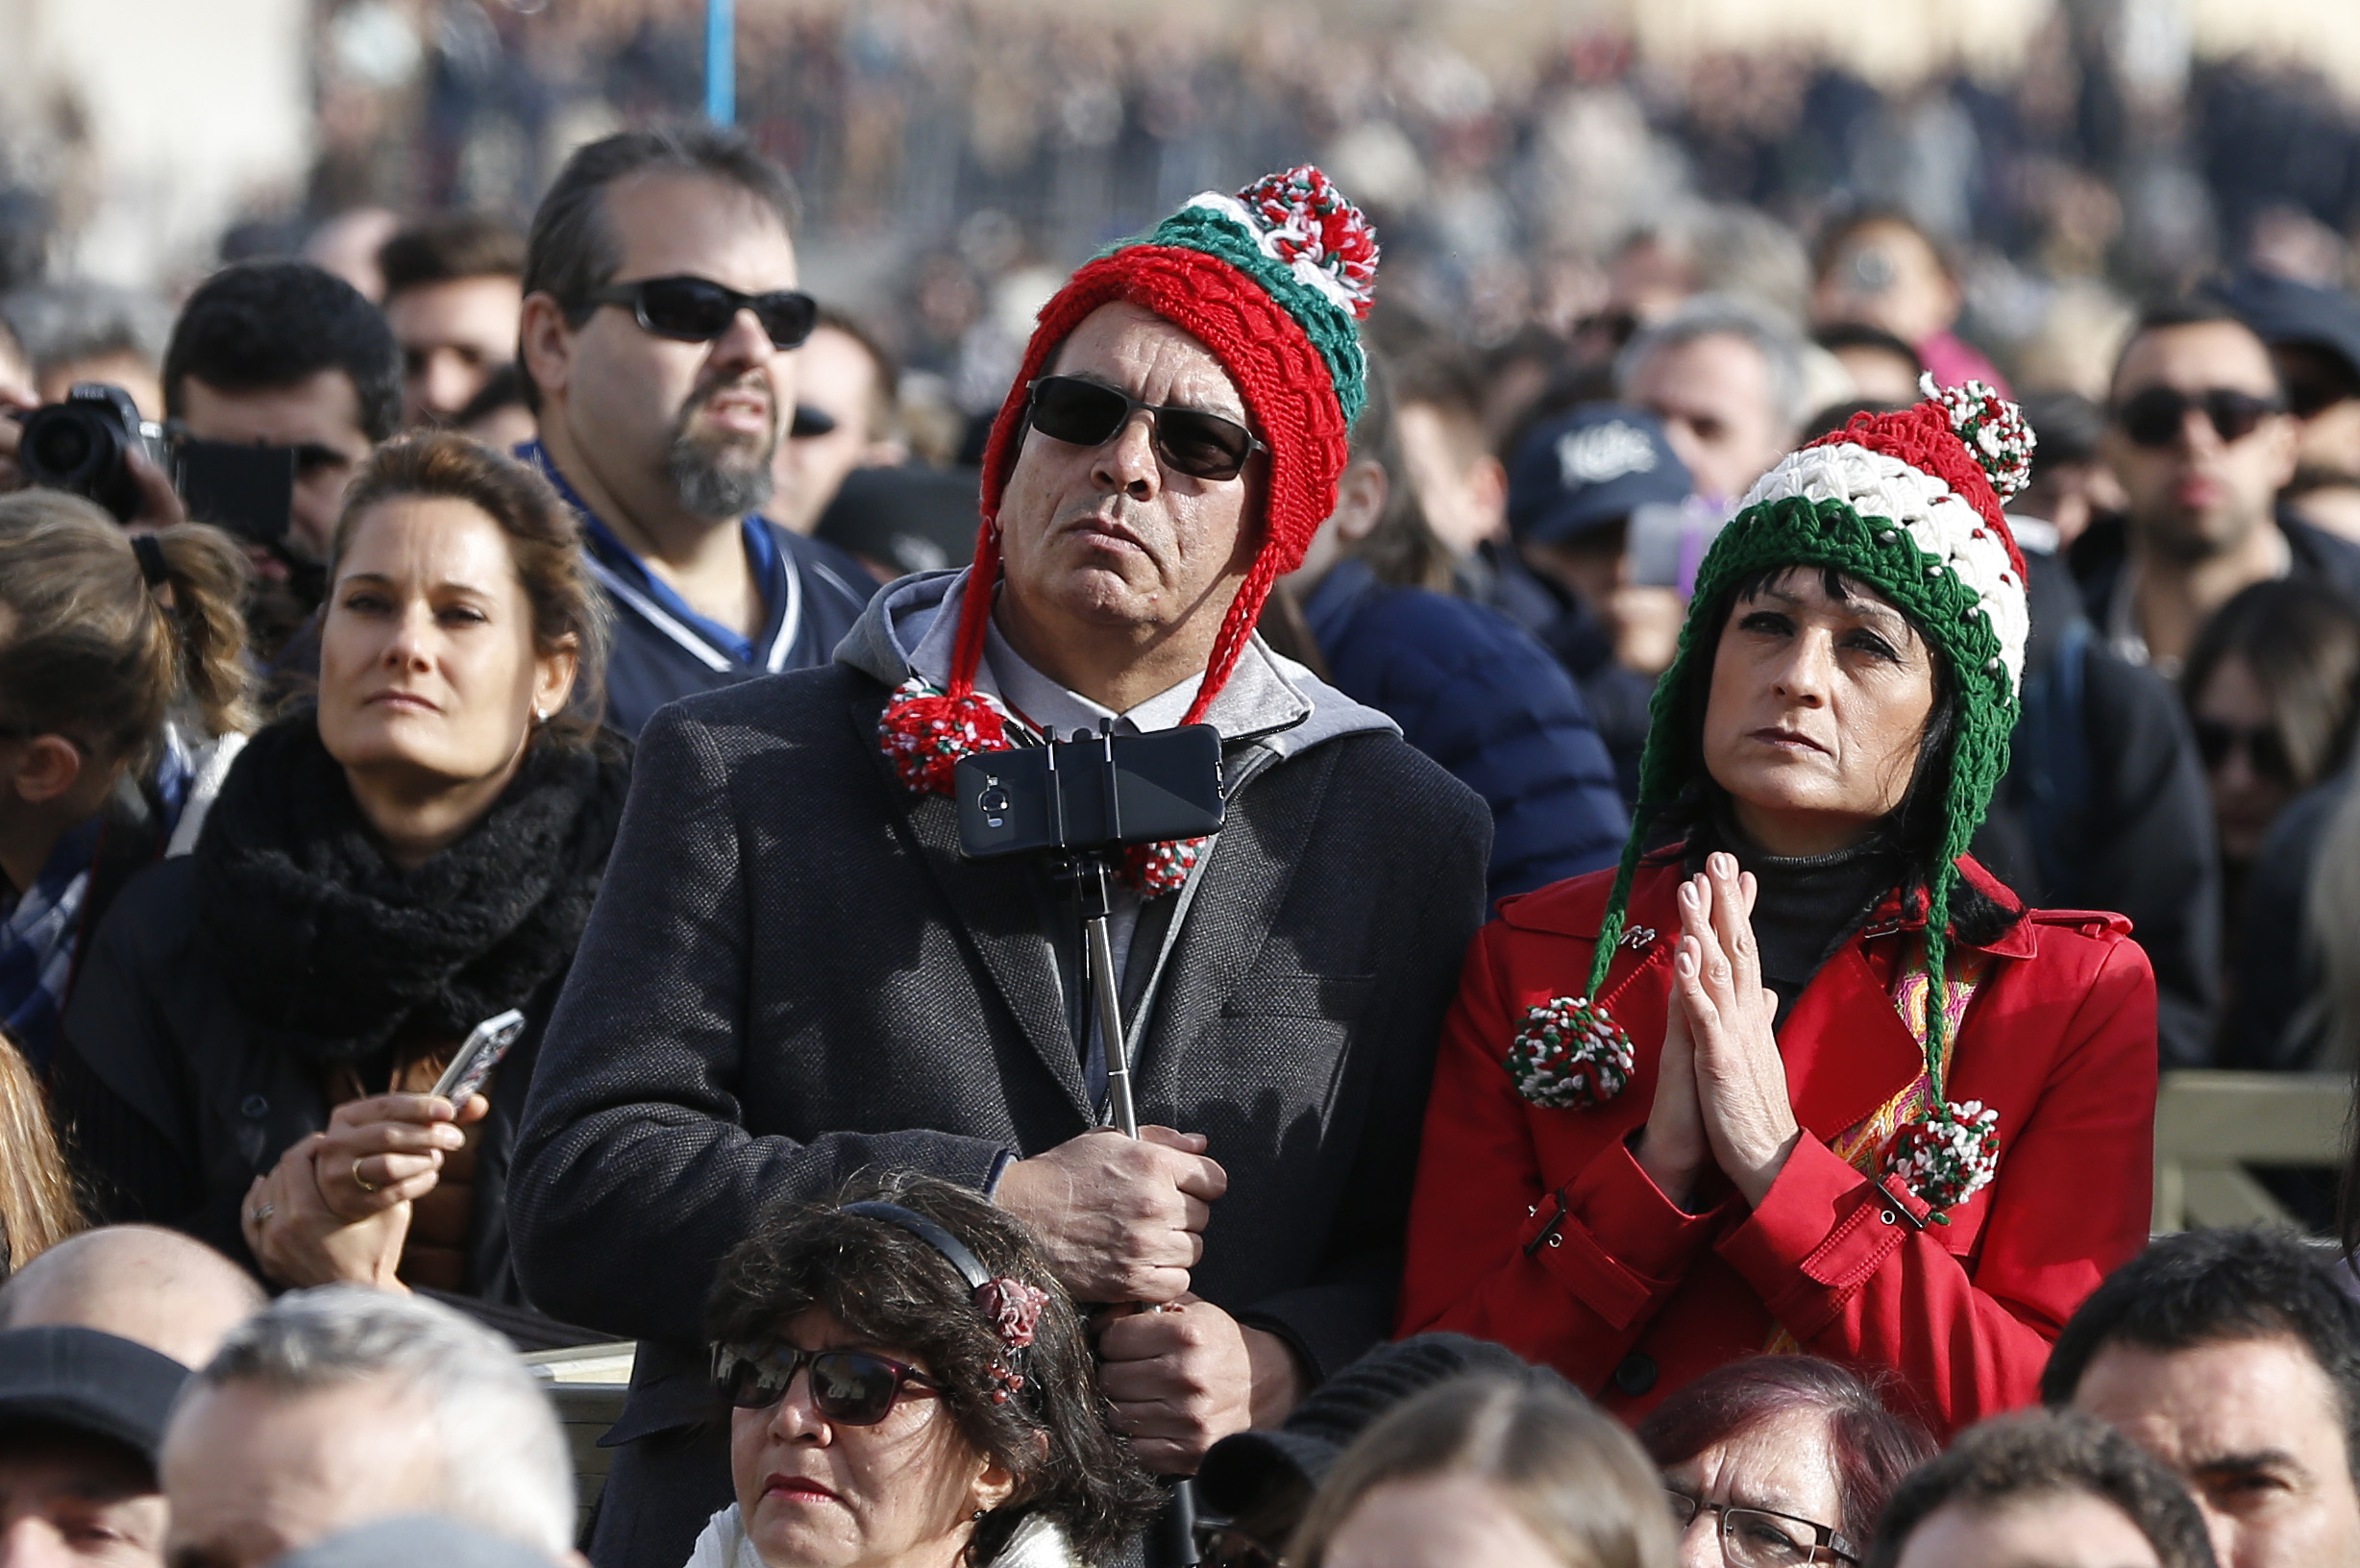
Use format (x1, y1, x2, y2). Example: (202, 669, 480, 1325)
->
(705, 1174, 1157, 1568)
(0, 492, 250, 840)
(1868, 1409, 2215, 1568)
(317, 431, 609, 863)
(377, 214, 528, 429)
(0, 1227, 263, 1370)
(159, 1286, 575, 1568)
(0, 1325, 192, 1568)
(2043, 1226, 2360, 1568)
(770, 310, 906, 535)
(519, 125, 806, 528)
(1636, 1354, 1935, 1568)
(1285, 1372, 1677, 1568)
(1615, 298, 1805, 508)
(0, 280, 172, 418)
(162, 262, 403, 563)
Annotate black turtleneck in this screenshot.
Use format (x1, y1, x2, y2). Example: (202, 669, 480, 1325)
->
(1709, 811, 1905, 1030)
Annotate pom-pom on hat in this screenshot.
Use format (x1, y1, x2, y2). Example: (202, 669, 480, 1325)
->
(904, 167, 1377, 753)
(1578, 377, 2036, 1206)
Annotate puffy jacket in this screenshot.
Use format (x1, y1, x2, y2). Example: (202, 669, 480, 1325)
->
(1302, 558, 1627, 906)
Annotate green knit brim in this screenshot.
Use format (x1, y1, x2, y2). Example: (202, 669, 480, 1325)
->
(1584, 496, 2019, 1070)
(1128, 205, 1368, 429)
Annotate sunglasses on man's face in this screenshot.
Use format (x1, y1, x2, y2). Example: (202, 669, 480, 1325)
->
(2191, 716, 2296, 787)
(2113, 386, 2285, 450)
(712, 1342, 941, 1426)
(591, 276, 819, 351)
(1024, 375, 1266, 482)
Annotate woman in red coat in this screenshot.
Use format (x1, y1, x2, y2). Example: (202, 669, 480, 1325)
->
(1400, 381, 2156, 1435)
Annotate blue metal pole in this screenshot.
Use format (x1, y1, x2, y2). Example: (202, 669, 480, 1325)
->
(704, 0, 735, 125)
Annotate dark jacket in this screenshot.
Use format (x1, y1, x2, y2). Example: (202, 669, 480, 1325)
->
(594, 519, 875, 739)
(1300, 558, 1625, 905)
(2072, 509, 2360, 629)
(55, 721, 629, 1300)
(507, 570, 1491, 1568)
(1985, 548, 2222, 1066)
(2224, 772, 2344, 1069)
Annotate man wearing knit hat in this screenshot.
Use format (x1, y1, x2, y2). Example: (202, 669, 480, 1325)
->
(510, 167, 1490, 1568)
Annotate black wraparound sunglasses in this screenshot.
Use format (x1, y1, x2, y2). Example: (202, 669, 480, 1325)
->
(592, 275, 818, 351)
(712, 1342, 941, 1426)
(2114, 386, 2284, 450)
(1025, 375, 1266, 482)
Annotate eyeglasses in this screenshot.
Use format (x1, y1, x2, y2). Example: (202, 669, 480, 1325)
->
(1024, 375, 1266, 482)
(2192, 716, 2296, 787)
(2114, 386, 2285, 450)
(591, 276, 819, 351)
(1667, 1491, 1857, 1568)
(711, 1342, 942, 1426)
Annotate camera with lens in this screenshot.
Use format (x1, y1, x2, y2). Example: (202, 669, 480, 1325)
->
(15, 380, 297, 542)
(18, 383, 168, 523)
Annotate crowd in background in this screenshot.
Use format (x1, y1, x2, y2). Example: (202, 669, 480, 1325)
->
(11, 9, 2360, 1568)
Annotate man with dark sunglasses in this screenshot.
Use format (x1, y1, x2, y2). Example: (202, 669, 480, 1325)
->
(515, 126, 873, 736)
(2084, 298, 2360, 676)
(512, 167, 1488, 1568)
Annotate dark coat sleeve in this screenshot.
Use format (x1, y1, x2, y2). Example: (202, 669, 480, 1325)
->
(1226, 757, 1492, 1378)
(505, 700, 1017, 1346)
(2073, 647, 2222, 1066)
(2223, 776, 2345, 1068)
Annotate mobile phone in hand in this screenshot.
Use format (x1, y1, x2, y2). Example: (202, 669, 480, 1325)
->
(430, 1010, 528, 1105)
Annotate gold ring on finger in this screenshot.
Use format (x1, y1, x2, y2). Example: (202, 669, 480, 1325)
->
(353, 1157, 381, 1194)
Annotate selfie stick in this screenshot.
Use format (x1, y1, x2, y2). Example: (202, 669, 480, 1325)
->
(1078, 854, 1143, 1138)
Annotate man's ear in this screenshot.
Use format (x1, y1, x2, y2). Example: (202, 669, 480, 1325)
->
(518, 292, 577, 411)
(11, 734, 85, 806)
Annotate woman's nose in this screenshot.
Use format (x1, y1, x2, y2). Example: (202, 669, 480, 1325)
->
(765, 1370, 829, 1442)
(1770, 630, 1832, 704)
(381, 611, 432, 670)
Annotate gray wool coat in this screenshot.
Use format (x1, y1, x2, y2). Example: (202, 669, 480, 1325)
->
(506, 572, 1489, 1568)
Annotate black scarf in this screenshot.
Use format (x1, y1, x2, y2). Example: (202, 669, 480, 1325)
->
(195, 712, 630, 1064)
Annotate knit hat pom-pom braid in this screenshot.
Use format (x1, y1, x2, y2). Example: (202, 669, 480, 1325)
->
(1920, 373, 2036, 503)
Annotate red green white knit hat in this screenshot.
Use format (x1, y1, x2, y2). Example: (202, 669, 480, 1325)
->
(910, 167, 1378, 751)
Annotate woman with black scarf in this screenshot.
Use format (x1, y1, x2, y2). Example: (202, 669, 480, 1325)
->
(57, 431, 627, 1304)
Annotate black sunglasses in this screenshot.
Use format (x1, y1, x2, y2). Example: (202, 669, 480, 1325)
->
(712, 1342, 942, 1426)
(2114, 386, 2285, 450)
(1025, 375, 1266, 482)
(2191, 716, 2295, 786)
(591, 275, 818, 351)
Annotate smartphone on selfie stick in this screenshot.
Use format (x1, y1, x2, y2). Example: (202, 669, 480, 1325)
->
(958, 723, 1224, 1567)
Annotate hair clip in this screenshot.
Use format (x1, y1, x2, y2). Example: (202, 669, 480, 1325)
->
(974, 1277, 1048, 1351)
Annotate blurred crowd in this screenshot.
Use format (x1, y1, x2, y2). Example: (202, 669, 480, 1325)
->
(10, 9, 2360, 1568)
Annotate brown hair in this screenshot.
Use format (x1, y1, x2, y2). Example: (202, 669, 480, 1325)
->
(1289, 1373, 1678, 1568)
(0, 490, 252, 762)
(330, 431, 611, 742)
(1635, 1355, 1936, 1556)
(0, 1031, 81, 1280)
(378, 211, 528, 300)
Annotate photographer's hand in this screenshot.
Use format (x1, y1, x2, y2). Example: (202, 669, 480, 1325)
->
(995, 1124, 1225, 1305)
(119, 449, 187, 533)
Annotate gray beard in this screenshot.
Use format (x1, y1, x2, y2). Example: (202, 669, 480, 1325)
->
(668, 434, 774, 520)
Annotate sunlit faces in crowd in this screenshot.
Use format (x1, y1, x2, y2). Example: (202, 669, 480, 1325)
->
(0, 1433, 169, 1568)
(2102, 320, 2299, 564)
(386, 276, 523, 429)
(770, 321, 904, 534)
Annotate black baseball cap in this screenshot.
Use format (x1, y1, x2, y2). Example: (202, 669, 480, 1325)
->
(0, 1325, 190, 1468)
(1508, 402, 1694, 547)
(2218, 270, 2360, 404)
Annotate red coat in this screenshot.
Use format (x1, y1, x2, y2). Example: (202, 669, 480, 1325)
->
(1398, 855, 2155, 1435)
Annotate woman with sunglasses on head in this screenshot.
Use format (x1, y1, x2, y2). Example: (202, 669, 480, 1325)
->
(1399, 382, 2158, 1436)
(57, 431, 628, 1306)
(1638, 1355, 1933, 1568)
(701, 1174, 1159, 1568)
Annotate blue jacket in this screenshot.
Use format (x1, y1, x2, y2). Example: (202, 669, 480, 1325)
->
(1302, 558, 1628, 906)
